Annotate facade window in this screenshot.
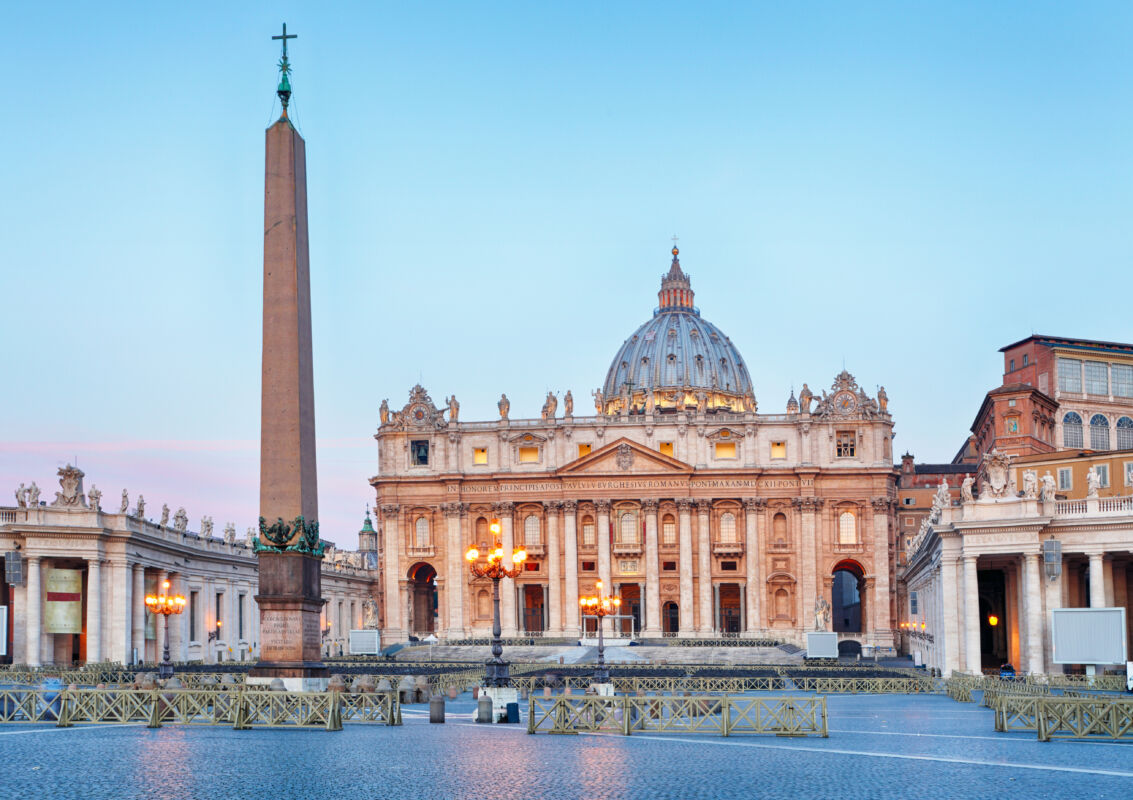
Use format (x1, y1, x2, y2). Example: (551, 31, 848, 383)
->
(1113, 364, 1133, 398)
(661, 515, 677, 546)
(1008, 398, 1016, 407)
(619, 560, 640, 574)
(770, 441, 786, 459)
(659, 441, 674, 457)
(577, 443, 592, 458)
(415, 517, 430, 548)
(902, 497, 915, 506)
(523, 561, 540, 571)
(581, 560, 596, 572)
(1090, 414, 1110, 450)
(581, 516, 596, 546)
(714, 442, 736, 459)
(721, 561, 738, 571)
(1084, 361, 1109, 395)
(1058, 358, 1082, 393)
(1058, 467, 1072, 491)
(662, 560, 677, 571)
(1096, 464, 1110, 488)
(215, 592, 224, 634)
(238, 594, 246, 639)
(836, 432, 856, 458)
(838, 511, 856, 545)
(410, 440, 429, 466)
(1009, 358, 1015, 372)
(1023, 354, 1029, 366)
(189, 591, 200, 641)
(524, 514, 540, 547)
(472, 447, 488, 465)
(718, 512, 736, 543)
(618, 512, 638, 545)
(910, 592, 918, 615)
(518, 446, 539, 463)
(1063, 412, 1083, 448)
(1119, 417, 1133, 450)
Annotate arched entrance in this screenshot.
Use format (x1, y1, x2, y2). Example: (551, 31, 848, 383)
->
(831, 560, 863, 633)
(662, 601, 679, 634)
(408, 562, 437, 635)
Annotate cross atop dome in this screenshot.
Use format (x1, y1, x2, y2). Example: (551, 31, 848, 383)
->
(659, 241, 694, 311)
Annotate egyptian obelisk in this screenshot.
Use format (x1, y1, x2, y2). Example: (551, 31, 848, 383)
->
(248, 24, 328, 690)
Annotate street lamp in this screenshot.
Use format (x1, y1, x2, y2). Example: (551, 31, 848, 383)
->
(466, 519, 526, 687)
(579, 580, 621, 685)
(144, 580, 186, 680)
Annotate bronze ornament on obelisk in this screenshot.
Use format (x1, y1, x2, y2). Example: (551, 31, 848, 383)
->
(248, 23, 329, 690)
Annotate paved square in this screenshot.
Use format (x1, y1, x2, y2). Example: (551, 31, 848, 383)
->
(1, 694, 1130, 799)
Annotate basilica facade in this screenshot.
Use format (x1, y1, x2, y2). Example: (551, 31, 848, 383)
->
(371, 248, 898, 649)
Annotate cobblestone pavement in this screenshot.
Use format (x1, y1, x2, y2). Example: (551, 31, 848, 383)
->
(1, 693, 1129, 799)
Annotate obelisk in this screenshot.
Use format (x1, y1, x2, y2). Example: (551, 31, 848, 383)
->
(248, 23, 328, 690)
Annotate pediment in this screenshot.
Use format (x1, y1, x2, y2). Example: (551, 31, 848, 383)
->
(507, 431, 549, 444)
(557, 437, 693, 476)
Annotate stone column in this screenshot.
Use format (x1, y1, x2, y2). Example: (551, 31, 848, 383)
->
(25, 556, 41, 667)
(132, 564, 145, 665)
(642, 500, 661, 636)
(562, 501, 580, 637)
(1088, 552, 1105, 608)
(595, 500, 612, 635)
(713, 583, 721, 632)
(1042, 554, 1062, 670)
(677, 499, 694, 636)
(871, 498, 894, 646)
(797, 497, 821, 632)
(443, 503, 465, 637)
(380, 505, 403, 643)
(86, 558, 102, 664)
(496, 502, 518, 637)
(743, 498, 763, 635)
(154, 569, 168, 663)
(941, 555, 961, 676)
(963, 555, 982, 675)
(546, 501, 562, 636)
(166, 572, 182, 662)
(1023, 553, 1044, 674)
(696, 502, 712, 633)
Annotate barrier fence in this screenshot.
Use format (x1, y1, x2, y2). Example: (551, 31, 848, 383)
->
(988, 693, 1133, 741)
(527, 694, 828, 737)
(0, 688, 400, 731)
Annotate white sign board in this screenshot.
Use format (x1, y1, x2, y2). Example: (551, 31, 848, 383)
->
(1051, 608, 1127, 665)
(806, 632, 839, 659)
(0, 606, 7, 657)
(349, 629, 381, 656)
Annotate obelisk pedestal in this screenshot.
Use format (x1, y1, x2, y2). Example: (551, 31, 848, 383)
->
(248, 29, 328, 692)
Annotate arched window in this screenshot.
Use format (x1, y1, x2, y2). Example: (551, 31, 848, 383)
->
(414, 517, 429, 548)
(476, 590, 490, 619)
(773, 512, 788, 546)
(774, 588, 790, 619)
(719, 512, 736, 543)
(581, 515, 596, 546)
(839, 512, 856, 545)
(523, 514, 540, 546)
(475, 517, 489, 548)
(639, 357, 650, 385)
(666, 354, 678, 384)
(662, 514, 677, 545)
(619, 512, 637, 545)
(1117, 417, 1133, 450)
(1090, 414, 1110, 451)
(1063, 412, 1083, 448)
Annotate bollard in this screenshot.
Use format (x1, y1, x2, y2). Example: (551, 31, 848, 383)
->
(472, 686, 480, 700)
(476, 695, 493, 723)
(430, 695, 445, 723)
(447, 685, 459, 700)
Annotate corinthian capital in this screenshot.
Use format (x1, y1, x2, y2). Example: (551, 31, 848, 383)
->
(641, 499, 660, 513)
(593, 499, 612, 513)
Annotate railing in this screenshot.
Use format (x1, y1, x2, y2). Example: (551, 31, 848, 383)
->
(0, 509, 16, 524)
(406, 545, 435, 558)
(612, 541, 643, 555)
(712, 541, 744, 555)
(1055, 499, 1087, 515)
(788, 677, 935, 694)
(1098, 494, 1133, 513)
(990, 694, 1133, 741)
(527, 695, 828, 737)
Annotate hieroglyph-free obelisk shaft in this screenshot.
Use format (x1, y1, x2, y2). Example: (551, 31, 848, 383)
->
(250, 25, 328, 689)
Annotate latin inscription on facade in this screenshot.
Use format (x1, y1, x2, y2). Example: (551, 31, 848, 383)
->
(448, 477, 811, 494)
(260, 610, 320, 661)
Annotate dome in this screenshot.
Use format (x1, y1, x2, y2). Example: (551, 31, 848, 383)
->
(599, 247, 754, 415)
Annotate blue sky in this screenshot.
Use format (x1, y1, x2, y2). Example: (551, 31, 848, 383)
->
(3, 3, 1130, 544)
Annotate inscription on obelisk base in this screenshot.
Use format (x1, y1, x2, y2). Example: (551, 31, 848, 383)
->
(246, 25, 329, 692)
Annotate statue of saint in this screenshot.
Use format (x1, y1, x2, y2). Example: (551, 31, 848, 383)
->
(120, 489, 129, 514)
(160, 504, 170, 527)
(1086, 466, 1101, 498)
(135, 494, 146, 519)
(695, 389, 708, 412)
(88, 485, 102, 510)
(563, 390, 573, 417)
(877, 386, 888, 412)
(592, 389, 604, 414)
(201, 516, 214, 538)
(744, 389, 757, 413)
(814, 595, 831, 631)
(1040, 471, 1056, 501)
(363, 597, 379, 629)
(224, 523, 236, 545)
(960, 474, 974, 504)
(447, 395, 460, 422)
(799, 383, 813, 414)
(541, 391, 558, 420)
(28, 482, 40, 506)
(14, 483, 26, 508)
(1022, 469, 1038, 499)
(379, 399, 390, 424)
(498, 393, 510, 420)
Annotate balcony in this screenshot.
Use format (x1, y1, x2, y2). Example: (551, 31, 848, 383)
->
(613, 540, 643, 555)
(522, 542, 545, 557)
(407, 545, 435, 559)
(712, 540, 744, 556)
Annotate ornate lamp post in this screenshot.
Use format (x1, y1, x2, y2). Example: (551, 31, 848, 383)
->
(466, 520, 527, 687)
(579, 581, 621, 684)
(144, 580, 186, 680)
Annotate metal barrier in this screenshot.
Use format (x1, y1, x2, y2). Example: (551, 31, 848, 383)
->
(991, 694, 1133, 741)
(527, 694, 827, 737)
(789, 677, 935, 694)
(944, 680, 973, 702)
(339, 691, 401, 725)
(232, 690, 342, 730)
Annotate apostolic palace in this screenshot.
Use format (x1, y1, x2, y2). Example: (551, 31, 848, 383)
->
(369, 248, 898, 649)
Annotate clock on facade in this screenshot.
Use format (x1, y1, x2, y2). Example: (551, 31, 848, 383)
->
(834, 391, 857, 414)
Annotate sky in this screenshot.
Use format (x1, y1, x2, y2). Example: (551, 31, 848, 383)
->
(2, 3, 1131, 545)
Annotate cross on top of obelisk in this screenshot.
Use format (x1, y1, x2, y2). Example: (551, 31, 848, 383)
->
(272, 23, 297, 114)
